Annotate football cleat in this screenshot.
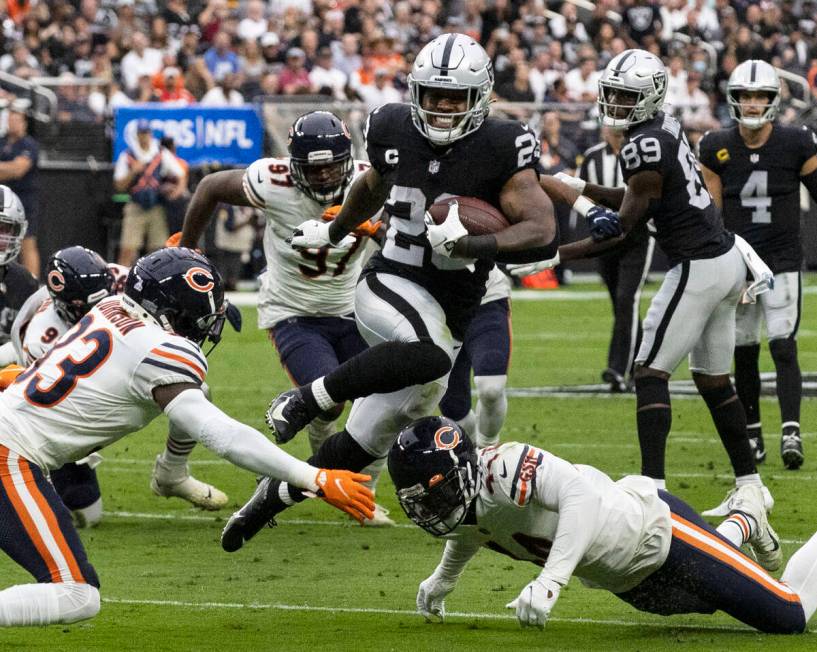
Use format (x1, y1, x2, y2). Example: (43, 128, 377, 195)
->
(601, 368, 629, 393)
(361, 503, 396, 527)
(726, 485, 782, 572)
(702, 484, 774, 518)
(747, 424, 766, 464)
(150, 455, 229, 511)
(780, 424, 803, 470)
(221, 477, 279, 552)
(265, 388, 313, 444)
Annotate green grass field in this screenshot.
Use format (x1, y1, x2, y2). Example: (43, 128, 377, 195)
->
(4, 277, 817, 650)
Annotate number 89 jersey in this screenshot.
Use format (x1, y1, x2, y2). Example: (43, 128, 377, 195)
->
(698, 124, 817, 273)
(620, 112, 732, 267)
(242, 157, 374, 329)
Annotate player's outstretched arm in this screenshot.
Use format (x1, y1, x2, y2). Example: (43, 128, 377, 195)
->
(180, 170, 253, 248)
(700, 164, 723, 210)
(153, 384, 375, 522)
(417, 538, 481, 622)
(326, 167, 391, 244)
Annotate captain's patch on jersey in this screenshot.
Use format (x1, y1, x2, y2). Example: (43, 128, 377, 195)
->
(716, 148, 730, 162)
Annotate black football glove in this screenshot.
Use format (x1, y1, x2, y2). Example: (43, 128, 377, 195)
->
(586, 206, 622, 243)
(225, 301, 242, 332)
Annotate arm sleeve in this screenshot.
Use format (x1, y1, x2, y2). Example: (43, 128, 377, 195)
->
(163, 388, 319, 490)
(432, 537, 483, 580)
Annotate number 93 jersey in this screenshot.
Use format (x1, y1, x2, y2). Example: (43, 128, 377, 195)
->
(699, 124, 817, 273)
(242, 157, 375, 329)
(363, 103, 540, 338)
(0, 296, 208, 471)
(620, 112, 733, 267)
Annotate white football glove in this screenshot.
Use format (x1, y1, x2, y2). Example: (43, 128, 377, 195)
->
(416, 573, 458, 622)
(288, 219, 356, 251)
(505, 251, 560, 277)
(553, 171, 586, 195)
(505, 576, 561, 630)
(424, 201, 468, 257)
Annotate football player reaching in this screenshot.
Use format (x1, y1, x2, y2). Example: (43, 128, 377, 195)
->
(699, 60, 817, 472)
(390, 417, 817, 634)
(178, 111, 393, 526)
(0, 248, 373, 626)
(539, 49, 774, 514)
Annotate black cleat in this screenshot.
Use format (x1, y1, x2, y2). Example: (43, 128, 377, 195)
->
(265, 388, 312, 444)
(601, 368, 628, 393)
(781, 424, 804, 470)
(747, 424, 766, 464)
(221, 477, 278, 552)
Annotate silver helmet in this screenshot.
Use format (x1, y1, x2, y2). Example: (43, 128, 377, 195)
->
(408, 33, 493, 146)
(0, 185, 27, 266)
(727, 60, 780, 129)
(598, 49, 667, 129)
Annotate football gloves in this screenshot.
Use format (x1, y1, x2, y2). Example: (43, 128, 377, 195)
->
(586, 205, 622, 242)
(553, 171, 587, 195)
(321, 205, 381, 238)
(424, 201, 468, 257)
(506, 576, 562, 630)
(0, 364, 24, 391)
(416, 572, 458, 622)
(225, 301, 242, 332)
(288, 219, 356, 250)
(314, 468, 375, 524)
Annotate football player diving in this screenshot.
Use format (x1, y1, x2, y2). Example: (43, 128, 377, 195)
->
(0, 248, 373, 626)
(389, 416, 817, 634)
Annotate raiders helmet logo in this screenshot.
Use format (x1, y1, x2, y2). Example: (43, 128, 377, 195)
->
(433, 426, 460, 450)
(183, 267, 215, 293)
(47, 270, 65, 292)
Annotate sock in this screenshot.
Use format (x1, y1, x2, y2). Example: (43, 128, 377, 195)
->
(717, 512, 755, 548)
(0, 582, 99, 626)
(734, 344, 762, 425)
(474, 375, 507, 448)
(699, 383, 757, 477)
(781, 530, 817, 621)
(360, 456, 386, 493)
(769, 338, 801, 425)
(735, 473, 762, 487)
(635, 376, 672, 479)
(162, 429, 196, 466)
(456, 410, 478, 443)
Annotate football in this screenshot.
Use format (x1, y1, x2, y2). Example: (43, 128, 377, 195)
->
(427, 196, 510, 236)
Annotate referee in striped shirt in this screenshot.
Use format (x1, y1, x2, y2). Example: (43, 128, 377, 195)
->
(578, 127, 655, 392)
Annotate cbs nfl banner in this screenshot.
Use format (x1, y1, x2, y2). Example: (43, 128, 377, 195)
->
(113, 105, 263, 166)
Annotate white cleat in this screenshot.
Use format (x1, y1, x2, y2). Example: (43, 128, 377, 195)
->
(702, 484, 774, 518)
(360, 503, 395, 527)
(150, 455, 228, 511)
(725, 485, 783, 572)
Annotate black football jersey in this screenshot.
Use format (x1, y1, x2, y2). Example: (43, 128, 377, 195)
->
(698, 124, 817, 273)
(364, 103, 540, 338)
(621, 112, 733, 267)
(0, 262, 39, 344)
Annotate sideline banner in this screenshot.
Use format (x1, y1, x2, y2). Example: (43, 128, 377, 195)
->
(113, 104, 263, 166)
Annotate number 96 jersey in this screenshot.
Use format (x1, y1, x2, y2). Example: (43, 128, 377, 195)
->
(241, 157, 375, 329)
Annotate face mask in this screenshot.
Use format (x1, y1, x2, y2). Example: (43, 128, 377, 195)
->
(693, 61, 707, 74)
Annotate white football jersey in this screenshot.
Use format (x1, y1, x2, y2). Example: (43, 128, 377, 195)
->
(482, 265, 512, 305)
(0, 296, 207, 471)
(449, 443, 671, 593)
(242, 157, 377, 328)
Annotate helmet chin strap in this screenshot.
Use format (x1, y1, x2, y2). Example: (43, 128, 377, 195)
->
(121, 294, 165, 330)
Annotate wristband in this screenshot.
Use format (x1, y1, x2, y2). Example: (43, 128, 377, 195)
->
(572, 196, 596, 218)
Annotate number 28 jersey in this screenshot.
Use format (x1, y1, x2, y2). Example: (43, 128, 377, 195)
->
(698, 124, 817, 273)
(621, 112, 733, 267)
(0, 296, 207, 471)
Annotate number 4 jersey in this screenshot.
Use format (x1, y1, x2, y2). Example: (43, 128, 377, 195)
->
(0, 296, 207, 471)
(699, 124, 817, 273)
(620, 112, 733, 267)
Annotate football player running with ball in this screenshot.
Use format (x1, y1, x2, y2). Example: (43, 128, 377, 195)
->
(699, 60, 817, 471)
(0, 248, 373, 626)
(541, 49, 774, 514)
(390, 417, 817, 633)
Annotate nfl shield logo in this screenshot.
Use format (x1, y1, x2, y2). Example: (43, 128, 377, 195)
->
(428, 160, 440, 174)
(750, 153, 759, 164)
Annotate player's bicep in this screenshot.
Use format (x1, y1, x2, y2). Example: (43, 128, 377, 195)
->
(200, 169, 256, 208)
(800, 155, 817, 177)
(700, 164, 723, 209)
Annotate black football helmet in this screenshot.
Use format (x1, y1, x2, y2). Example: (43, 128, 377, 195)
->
(288, 110, 354, 204)
(46, 246, 115, 324)
(123, 247, 226, 346)
(388, 416, 481, 536)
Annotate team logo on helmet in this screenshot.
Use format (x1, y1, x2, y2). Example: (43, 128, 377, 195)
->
(433, 426, 460, 450)
(47, 270, 66, 292)
(183, 267, 215, 293)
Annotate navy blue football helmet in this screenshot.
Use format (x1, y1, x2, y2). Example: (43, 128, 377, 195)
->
(287, 110, 354, 204)
(123, 247, 225, 346)
(46, 246, 115, 324)
(388, 416, 481, 536)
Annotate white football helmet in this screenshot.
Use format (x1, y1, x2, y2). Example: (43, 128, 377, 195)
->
(408, 33, 493, 146)
(598, 49, 667, 129)
(727, 60, 780, 129)
(0, 185, 27, 266)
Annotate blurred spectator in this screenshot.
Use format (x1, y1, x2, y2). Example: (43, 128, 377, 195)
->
(56, 73, 97, 123)
(310, 46, 347, 99)
(278, 48, 314, 95)
(198, 0, 229, 44)
(260, 31, 284, 65)
(153, 66, 195, 104)
(158, 135, 189, 235)
(496, 62, 535, 103)
(0, 104, 40, 278)
(357, 68, 402, 111)
(239, 40, 267, 84)
(204, 30, 239, 82)
(664, 55, 688, 114)
(113, 119, 185, 266)
(0, 42, 40, 79)
(333, 33, 362, 79)
(538, 111, 580, 175)
(677, 71, 716, 130)
(201, 72, 244, 105)
(564, 55, 600, 103)
(213, 204, 256, 291)
(88, 81, 132, 120)
(529, 50, 560, 104)
(120, 31, 162, 92)
(162, 0, 192, 36)
(238, 0, 268, 42)
(622, 0, 662, 46)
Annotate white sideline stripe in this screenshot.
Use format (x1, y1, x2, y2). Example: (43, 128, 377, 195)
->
(100, 596, 760, 632)
(99, 511, 807, 545)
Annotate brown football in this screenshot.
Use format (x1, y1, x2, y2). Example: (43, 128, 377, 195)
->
(427, 196, 510, 236)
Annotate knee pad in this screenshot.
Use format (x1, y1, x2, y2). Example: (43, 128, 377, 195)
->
(474, 375, 507, 405)
(635, 375, 670, 409)
(769, 338, 797, 366)
(56, 582, 101, 624)
(699, 382, 736, 410)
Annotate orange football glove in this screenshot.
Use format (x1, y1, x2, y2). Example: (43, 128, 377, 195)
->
(314, 469, 375, 524)
(353, 219, 382, 238)
(165, 231, 182, 247)
(0, 364, 24, 391)
(320, 205, 342, 222)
